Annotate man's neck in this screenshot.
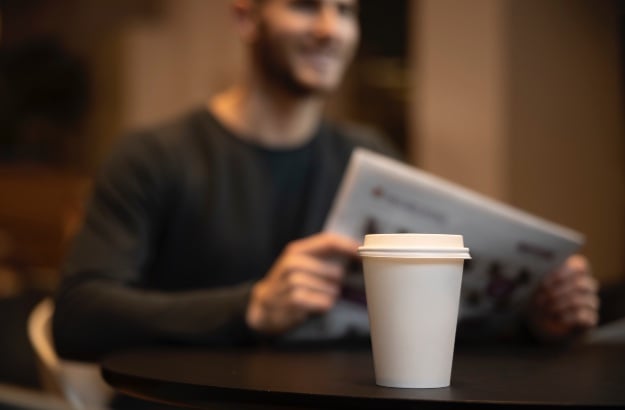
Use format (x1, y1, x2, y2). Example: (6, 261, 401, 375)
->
(209, 80, 325, 149)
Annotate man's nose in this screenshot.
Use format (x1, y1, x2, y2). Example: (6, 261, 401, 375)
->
(312, 5, 341, 39)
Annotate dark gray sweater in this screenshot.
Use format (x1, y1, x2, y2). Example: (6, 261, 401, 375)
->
(52, 109, 396, 361)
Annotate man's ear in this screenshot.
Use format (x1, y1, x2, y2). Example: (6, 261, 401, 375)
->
(231, 0, 261, 43)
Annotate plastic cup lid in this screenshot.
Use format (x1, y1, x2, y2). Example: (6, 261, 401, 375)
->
(358, 234, 471, 259)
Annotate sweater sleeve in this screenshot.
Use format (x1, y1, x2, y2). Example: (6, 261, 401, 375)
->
(52, 132, 258, 362)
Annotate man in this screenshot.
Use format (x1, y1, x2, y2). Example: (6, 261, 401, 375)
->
(53, 0, 599, 361)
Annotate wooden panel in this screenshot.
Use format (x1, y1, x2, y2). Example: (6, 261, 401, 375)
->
(0, 166, 90, 270)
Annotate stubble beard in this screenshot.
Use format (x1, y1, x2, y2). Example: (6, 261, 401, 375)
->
(251, 23, 345, 99)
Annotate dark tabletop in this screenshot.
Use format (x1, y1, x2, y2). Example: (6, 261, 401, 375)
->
(101, 343, 625, 409)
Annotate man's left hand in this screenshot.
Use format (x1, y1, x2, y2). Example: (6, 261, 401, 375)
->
(528, 254, 600, 342)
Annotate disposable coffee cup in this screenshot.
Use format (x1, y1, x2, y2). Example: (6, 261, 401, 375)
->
(358, 234, 471, 388)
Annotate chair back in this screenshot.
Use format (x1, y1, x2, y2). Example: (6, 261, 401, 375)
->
(28, 298, 113, 409)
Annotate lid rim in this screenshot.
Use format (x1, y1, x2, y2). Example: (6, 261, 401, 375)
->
(358, 251, 472, 260)
(358, 246, 470, 252)
(358, 245, 471, 260)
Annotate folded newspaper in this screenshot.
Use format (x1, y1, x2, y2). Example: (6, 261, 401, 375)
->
(324, 148, 585, 319)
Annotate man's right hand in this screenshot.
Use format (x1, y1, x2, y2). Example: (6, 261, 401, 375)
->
(246, 232, 360, 335)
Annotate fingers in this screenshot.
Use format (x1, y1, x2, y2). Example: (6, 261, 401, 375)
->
(544, 254, 591, 287)
(549, 291, 600, 314)
(287, 232, 360, 259)
(273, 257, 343, 312)
(531, 254, 600, 338)
(287, 285, 338, 313)
(246, 272, 339, 334)
(559, 307, 599, 329)
(545, 295, 600, 330)
(286, 270, 341, 297)
(246, 234, 357, 334)
(540, 254, 597, 302)
(545, 274, 599, 301)
(276, 253, 345, 283)
(541, 284, 599, 329)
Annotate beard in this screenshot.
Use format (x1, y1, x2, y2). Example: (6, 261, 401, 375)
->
(251, 21, 350, 98)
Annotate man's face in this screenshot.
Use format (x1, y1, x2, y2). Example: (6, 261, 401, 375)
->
(251, 0, 360, 96)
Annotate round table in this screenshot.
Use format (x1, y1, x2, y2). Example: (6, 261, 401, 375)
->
(102, 343, 625, 409)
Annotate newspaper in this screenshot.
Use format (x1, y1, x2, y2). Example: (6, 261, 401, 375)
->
(324, 148, 585, 319)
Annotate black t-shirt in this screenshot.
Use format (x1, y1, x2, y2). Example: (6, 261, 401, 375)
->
(258, 141, 316, 257)
(53, 108, 397, 361)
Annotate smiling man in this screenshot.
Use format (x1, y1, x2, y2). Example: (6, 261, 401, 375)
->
(53, 0, 599, 361)
(54, 0, 395, 360)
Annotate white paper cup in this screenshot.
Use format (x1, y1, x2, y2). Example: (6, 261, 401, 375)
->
(358, 234, 471, 388)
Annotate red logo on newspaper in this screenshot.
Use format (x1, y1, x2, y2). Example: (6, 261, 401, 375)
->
(372, 186, 384, 198)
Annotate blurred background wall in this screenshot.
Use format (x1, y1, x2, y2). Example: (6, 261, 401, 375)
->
(413, 0, 625, 284)
(0, 0, 624, 389)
